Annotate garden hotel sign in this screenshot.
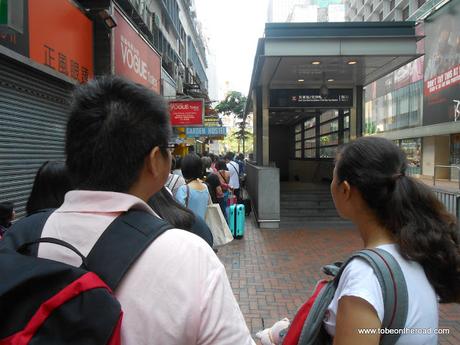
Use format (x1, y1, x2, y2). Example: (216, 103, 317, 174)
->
(186, 127, 227, 138)
(113, 7, 161, 93)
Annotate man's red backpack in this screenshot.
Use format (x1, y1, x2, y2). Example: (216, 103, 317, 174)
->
(0, 209, 172, 345)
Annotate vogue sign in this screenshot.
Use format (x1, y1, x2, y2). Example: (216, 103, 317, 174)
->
(169, 100, 204, 127)
(113, 8, 160, 93)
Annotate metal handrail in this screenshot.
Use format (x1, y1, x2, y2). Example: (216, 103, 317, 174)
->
(433, 165, 460, 189)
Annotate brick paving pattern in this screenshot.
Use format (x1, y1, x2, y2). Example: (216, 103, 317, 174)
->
(217, 218, 460, 344)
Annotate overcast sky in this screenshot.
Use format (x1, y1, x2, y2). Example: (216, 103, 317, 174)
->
(194, 0, 269, 100)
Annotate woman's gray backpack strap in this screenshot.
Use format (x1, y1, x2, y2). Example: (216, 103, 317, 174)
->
(297, 248, 408, 345)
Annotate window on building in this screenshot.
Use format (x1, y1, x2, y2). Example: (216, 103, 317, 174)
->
(379, 11, 383, 21)
(390, 0, 395, 10)
(295, 124, 302, 159)
(400, 138, 422, 175)
(402, 6, 409, 20)
(451, 134, 460, 165)
(293, 110, 350, 159)
(418, 0, 426, 8)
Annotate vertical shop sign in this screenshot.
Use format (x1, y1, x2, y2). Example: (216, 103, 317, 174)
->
(28, 0, 93, 83)
(113, 7, 161, 93)
(423, 0, 460, 125)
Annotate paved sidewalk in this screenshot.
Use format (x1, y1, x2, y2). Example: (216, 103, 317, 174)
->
(217, 218, 460, 345)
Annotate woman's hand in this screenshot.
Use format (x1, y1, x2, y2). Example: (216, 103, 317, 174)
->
(333, 296, 381, 345)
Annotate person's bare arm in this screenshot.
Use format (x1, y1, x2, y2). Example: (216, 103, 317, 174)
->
(333, 296, 381, 345)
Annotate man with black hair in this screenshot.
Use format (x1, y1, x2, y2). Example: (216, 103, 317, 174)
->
(25, 76, 255, 345)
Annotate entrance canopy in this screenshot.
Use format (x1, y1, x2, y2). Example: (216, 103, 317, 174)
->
(247, 21, 422, 123)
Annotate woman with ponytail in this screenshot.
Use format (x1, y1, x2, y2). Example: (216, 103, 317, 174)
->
(326, 136, 460, 345)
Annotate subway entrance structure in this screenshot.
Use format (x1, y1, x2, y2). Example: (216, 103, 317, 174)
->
(245, 22, 421, 228)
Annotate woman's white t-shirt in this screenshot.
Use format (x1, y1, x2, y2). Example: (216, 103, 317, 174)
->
(323, 244, 438, 345)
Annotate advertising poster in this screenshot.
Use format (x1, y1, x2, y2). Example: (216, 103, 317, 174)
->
(423, 0, 460, 125)
(28, 0, 93, 83)
(169, 99, 204, 127)
(113, 7, 161, 93)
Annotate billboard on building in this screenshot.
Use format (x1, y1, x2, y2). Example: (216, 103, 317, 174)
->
(113, 7, 161, 93)
(28, 0, 93, 83)
(423, 0, 460, 125)
(169, 99, 204, 127)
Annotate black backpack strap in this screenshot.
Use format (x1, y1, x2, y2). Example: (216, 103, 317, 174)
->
(85, 210, 173, 291)
(0, 209, 54, 255)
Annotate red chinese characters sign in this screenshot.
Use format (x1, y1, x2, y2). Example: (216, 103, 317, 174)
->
(169, 100, 204, 127)
(113, 8, 161, 93)
(28, 0, 93, 83)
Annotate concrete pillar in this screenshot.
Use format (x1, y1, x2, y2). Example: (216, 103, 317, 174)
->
(422, 135, 450, 178)
(350, 86, 363, 140)
(262, 85, 270, 166)
(251, 90, 258, 162)
(255, 86, 263, 165)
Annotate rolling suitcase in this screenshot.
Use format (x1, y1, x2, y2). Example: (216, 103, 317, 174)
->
(235, 204, 245, 238)
(229, 204, 245, 239)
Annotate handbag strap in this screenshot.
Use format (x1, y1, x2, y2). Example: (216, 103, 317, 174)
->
(185, 184, 190, 208)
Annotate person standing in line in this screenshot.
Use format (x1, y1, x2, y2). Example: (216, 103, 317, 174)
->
(2, 76, 255, 345)
(166, 156, 186, 197)
(26, 161, 73, 216)
(176, 154, 211, 221)
(172, 156, 183, 177)
(148, 187, 213, 247)
(216, 159, 231, 219)
(201, 156, 213, 177)
(324, 137, 460, 345)
(259, 137, 460, 345)
(0, 202, 14, 239)
(225, 152, 240, 202)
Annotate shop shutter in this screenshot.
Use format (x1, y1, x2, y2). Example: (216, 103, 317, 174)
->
(0, 56, 73, 218)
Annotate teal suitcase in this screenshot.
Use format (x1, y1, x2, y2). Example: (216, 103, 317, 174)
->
(234, 204, 245, 238)
(228, 204, 236, 236)
(229, 204, 245, 238)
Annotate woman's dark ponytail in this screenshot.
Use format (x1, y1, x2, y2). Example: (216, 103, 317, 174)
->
(337, 137, 460, 303)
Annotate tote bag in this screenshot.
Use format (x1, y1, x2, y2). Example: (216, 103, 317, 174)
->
(205, 204, 233, 247)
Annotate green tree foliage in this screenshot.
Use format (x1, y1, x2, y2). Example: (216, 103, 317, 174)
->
(215, 91, 252, 154)
(222, 128, 253, 154)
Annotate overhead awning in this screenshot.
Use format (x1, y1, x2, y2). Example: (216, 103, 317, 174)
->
(247, 21, 422, 108)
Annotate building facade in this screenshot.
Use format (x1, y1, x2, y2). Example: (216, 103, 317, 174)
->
(267, 0, 345, 23)
(345, 0, 460, 181)
(0, 0, 210, 216)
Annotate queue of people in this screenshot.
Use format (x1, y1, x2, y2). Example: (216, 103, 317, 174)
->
(0, 76, 458, 345)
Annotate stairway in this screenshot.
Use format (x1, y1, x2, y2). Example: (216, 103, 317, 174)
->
(280, 182, 352, 228)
